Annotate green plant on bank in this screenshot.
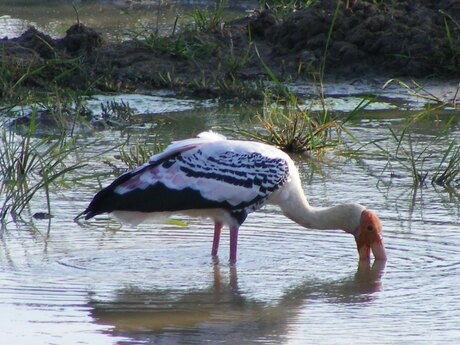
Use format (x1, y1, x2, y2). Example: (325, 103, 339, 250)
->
(124, 0, 226, 59)
(0, 54, 48, 105)
(259, 0, 319, 17)
(127, 23, 217, 60)
(128, 28, 175, 54)
(221, 28, 254, 81)
(0, 111, 86, 222)
(120, 2, 183, 56)
(319, 0, 341, 83)
(440, 9, 460, 72)
(191, 0, 228, 32)
(158, 66, 263, 100)
(0, 52, 101, 108)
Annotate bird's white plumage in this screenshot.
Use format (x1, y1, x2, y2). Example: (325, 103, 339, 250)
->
(149, 131, 226, 164)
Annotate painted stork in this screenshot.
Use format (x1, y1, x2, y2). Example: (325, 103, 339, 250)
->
(84, 131, 386, 263)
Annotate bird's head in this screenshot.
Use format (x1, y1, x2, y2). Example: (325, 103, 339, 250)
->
(354, 209, 386, 261)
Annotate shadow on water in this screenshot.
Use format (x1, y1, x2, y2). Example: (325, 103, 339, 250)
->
(89, 260, 385, 344)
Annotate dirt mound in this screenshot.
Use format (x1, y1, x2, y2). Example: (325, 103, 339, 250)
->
(58, 24, 105, 55)
(259, 0, 460, 77)
(15, 27, 56, 59)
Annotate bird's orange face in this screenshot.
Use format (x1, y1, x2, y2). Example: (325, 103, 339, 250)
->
(355, 209, 387, 261)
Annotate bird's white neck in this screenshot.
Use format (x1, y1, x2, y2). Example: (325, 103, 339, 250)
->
(283, 202, 364, 234)
(275, 177, 365, 234)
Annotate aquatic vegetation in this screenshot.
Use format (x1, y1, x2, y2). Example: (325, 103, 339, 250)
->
(373, 115, 460, 189)
(383, 79, 459, 109)
(7, 92, 150, 136)
(234, 90, 342, 153)
(376, 127, 430, 187)
(376, 80, 459, 188)
(0, 94, 129, 223)
(100, 99, 136, 124)
(0, 111, 86, 221)
(116, 135, 165, 170)
(433, 140, 460, 188)
(6, 90, 95, 137)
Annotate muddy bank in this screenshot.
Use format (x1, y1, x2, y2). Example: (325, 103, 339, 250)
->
(259, 0, 460, 77)
(1, 0, 459, 98)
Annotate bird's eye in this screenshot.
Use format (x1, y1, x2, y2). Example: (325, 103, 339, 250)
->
(367, 225, 374, 231)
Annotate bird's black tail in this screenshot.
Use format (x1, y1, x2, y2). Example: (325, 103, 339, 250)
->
(83, 187, 116, 220)
(83, 170, 136, 220)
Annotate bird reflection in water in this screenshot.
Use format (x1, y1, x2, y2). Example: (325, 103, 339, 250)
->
(89, 260, 385, 344)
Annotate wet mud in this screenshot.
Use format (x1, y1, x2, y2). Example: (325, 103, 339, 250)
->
(1, 0, 459, 97)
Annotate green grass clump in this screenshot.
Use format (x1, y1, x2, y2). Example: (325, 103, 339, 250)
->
(235, 91, 342, 153)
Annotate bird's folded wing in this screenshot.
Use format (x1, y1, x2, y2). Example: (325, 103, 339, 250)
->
(114, 149, 289, 212)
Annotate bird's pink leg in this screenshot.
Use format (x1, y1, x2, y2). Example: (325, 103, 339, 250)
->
(229, 225, 239, 264)
(211, 222, 223, 257)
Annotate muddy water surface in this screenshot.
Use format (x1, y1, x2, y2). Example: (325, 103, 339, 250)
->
(1, 90, 460, 344)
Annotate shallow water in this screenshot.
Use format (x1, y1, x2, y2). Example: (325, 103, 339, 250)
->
(1, 94, 460, 344)
(2, 1, 460, 343)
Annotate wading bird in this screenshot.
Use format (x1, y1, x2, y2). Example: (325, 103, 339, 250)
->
(84, 131, 386, 263)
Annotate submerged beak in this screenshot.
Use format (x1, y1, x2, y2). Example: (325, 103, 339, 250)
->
(358, 240, 387, 261)
(356, 209, 387, 261)
(371, 241, 387, 260)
